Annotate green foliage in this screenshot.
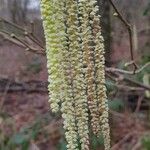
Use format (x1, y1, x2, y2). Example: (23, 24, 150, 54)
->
(26, 56, 42, 74)
(108, 99, 124, 111)
(134, 63, 150, 83)
(0, 130, 31, 150)
(57, 139, 67, 150)
(106, 80, 116, 92)
(91, 133, 104, 150)
(0, 115, 42, 150)
(143, 2, 150, 16)
(106, 80, 124, 112)
(10, 133, 29, 146)
(142, 135, 150, 150)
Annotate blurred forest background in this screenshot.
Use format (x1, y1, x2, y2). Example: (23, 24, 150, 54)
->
(0, 0, 149, 150)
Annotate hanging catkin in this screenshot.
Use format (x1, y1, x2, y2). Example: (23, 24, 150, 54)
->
(40, 0, 110, 149)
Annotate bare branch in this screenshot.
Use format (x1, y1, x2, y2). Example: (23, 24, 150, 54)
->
(0, 78, 48, 93)
(106, 62, 150, 75)
(108, 0, 138, 73)
(0, 17, 45, 54)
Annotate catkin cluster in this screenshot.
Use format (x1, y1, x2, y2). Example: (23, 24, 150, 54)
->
(40, 0, 110, 150)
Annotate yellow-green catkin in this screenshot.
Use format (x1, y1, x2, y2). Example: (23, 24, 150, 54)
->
(90, 0, 111, 149)
(78, 0, 100, 136)
(40, 0, 64, 112)
(40, 0, 110, 150)
(41, 0, 78, 149)
(69, 1, 90, 149)
(61, 1, 79, 149)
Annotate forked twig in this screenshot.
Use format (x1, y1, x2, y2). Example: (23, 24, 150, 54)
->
(108, 0, 138, 73)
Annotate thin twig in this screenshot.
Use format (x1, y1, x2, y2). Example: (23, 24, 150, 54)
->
(110, 110, 127, 119)
(106, 62, 150, 75)
(116, 85, 145, 91)
(131, 142, 142, 150)
(134, 96, 144, 113)
(106, 74, 145, 91)
(28, 33, 44, 50)
(30, 21, 34, 35)
(0, 79, 11, 111)
(107, 72, 150, 91)
(0, 78, 48, 93)
(124, 77, 150, 91)
(0, 17, 44, 52)
(27, 21, 44, 49)
(111, 132, 135, 150)
(108, 0, 138, 73)
(0, 17, 24, 32)
(10, 33, 45, 55)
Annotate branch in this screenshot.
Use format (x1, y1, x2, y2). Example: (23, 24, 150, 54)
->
(111, 132, 136, 150)
(108, 0, 138, 73)
(0, 17, 24, 32)
(106, 62, 150, 75)
(0, 78, 48, 93)
(134, 96, 144, 113)
(0, 17, 44, 48)
(123, 76, 150, 91)
(0, 74, 149, 94)
(0, 17, 45, 55)
(10, 33, 45, 55)
(107, 71, 150, 91)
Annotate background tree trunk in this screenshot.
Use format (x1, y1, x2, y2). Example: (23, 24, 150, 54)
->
(7, 0, 30, 23)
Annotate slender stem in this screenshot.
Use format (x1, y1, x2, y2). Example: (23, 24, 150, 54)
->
(106, 62, 150, 75)
(108, 0, 138, 73)
(10, 34, 45, 55)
